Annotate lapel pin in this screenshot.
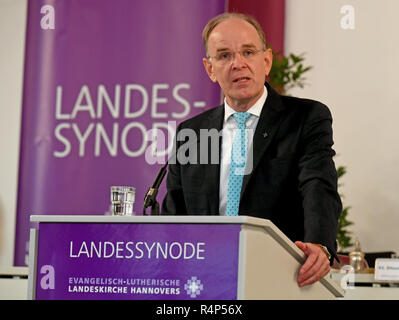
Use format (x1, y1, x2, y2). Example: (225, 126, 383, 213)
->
(263, 132, 268, 138)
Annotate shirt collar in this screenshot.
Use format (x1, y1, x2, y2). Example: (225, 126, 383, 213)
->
(223, 85, 268, 122)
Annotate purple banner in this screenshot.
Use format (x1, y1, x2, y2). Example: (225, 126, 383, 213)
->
(15, 0, 225, 265)
(34, 223, 240, 300)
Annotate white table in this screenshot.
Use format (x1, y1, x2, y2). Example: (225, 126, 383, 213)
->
(0, 266, 28, 300)
(330, 269, 399, 300)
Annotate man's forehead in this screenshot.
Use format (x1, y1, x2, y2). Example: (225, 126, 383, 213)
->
(208, 18, 262, 49)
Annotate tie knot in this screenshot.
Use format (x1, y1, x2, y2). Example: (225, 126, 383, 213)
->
(232, 112, 251, 127)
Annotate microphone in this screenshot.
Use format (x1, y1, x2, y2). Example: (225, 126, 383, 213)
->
(142, 162, 168, 215)
(142, 128, 203, 215)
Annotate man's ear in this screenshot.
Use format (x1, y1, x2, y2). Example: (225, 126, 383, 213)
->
(263, 48, 273, 76)
(203, 57, 217, 83)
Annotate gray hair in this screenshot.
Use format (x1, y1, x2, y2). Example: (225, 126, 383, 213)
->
(202, 12, 267, 56)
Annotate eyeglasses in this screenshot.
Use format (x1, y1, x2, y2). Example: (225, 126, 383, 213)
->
(208, 48, 263, 64)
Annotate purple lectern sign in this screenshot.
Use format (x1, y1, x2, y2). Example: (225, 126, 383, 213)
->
(35, 223, 241, 300)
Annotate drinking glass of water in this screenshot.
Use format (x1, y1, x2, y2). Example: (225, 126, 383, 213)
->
(110, 186, 135, 216)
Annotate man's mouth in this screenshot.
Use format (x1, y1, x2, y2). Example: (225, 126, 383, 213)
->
(233, 77, 250, 83)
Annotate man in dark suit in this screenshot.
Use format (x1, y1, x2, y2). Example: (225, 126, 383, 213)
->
(162, 12, 342, 287)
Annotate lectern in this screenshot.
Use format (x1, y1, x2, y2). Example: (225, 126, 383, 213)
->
(28, 215, 344, 300)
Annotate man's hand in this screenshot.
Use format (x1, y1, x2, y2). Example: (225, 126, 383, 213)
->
(295, 241, 331, 287)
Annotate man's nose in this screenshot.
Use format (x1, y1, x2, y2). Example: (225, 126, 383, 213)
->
(231, 52, 246, 68)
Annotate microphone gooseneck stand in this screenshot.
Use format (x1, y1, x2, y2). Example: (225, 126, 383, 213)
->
(142, 162, 168, 215)
(142, 134, 197, 215)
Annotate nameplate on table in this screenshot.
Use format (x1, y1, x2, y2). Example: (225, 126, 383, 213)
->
(375, 258, 399, 281)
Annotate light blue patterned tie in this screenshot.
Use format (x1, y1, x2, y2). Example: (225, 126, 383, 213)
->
(226, 112, 251, 216)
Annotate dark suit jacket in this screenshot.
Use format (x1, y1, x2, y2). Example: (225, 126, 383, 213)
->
(161, 83, 342, 262)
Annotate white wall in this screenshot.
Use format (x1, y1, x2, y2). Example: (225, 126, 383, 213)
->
(285, 0, 399, 253)
(0, 0, 26, 265)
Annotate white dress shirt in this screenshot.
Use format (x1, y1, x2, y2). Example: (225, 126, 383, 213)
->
(219, 86, 268, 215)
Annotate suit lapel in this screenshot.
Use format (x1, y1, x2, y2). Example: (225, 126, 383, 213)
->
(204, 105, 224, 213)
(240, 85, 286, 198)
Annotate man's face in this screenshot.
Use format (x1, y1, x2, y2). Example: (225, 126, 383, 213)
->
(203, 18, 273, 111)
